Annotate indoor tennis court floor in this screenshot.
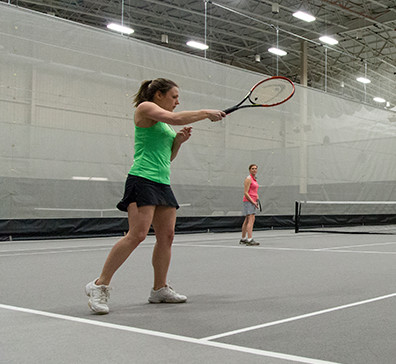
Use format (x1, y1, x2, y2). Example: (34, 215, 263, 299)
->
(1, 229, 395, 364)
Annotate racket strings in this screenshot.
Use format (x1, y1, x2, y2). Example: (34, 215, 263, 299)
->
(250, 81, 294, 106)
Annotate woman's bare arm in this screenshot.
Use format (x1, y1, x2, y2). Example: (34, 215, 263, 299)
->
(135, 101, 225, 127)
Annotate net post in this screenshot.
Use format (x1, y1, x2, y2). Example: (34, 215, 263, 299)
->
(294, 201, 300, 233)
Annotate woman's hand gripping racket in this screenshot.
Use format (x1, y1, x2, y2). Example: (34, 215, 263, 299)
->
(257, 199, 262, 212)
(223, 76, 295, 114)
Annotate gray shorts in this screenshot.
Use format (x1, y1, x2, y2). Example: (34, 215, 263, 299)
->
(243, 201, 256, 216)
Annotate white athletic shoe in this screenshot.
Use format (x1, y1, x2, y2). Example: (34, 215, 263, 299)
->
(245, 239, 260, 246)
(148, 285, 187, 303)
(85, 279, 111, 314)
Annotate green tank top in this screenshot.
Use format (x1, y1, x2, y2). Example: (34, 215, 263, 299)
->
(129, 122, 176, 185)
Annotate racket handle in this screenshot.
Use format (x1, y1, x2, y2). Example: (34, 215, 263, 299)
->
(223, 106, 239, 114)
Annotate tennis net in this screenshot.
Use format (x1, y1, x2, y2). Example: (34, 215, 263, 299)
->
(294, 200, 396, 234)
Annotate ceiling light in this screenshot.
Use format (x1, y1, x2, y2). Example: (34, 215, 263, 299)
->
(373, 97, 386, 103)
(319, 36, 338, 45)
(255, 54, 261, 62)
(268, 47, 287, 56)
(161, 34, 169, 44)
(107, 23, 134, 35)
(272, 3, 280, 14)
(293, 11, 316, 22)
(356, 77, 371, 84)
(186, 40, 208, 50)
(386, 101, 391, 108)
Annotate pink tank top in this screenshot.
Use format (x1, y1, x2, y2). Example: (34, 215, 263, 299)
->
(243, 175, 259, 202)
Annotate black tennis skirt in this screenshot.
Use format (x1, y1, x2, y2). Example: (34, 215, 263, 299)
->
(116, 174, 179, 211)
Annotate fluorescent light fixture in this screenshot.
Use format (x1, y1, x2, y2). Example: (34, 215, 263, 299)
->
(161, 34, 169, 44)
(386, 101, 391, 108)
(272, 3, 279, 14)
(268, 47, 287, 56)
(373, 97, 386, 103)
(293, 11, 316, 22)
(107, 23, 134, 35)
(186, 40, 208, 50)
(356, 77, 371, 84)
(319, 36, 338, 45)
(255, 54, 261, 62)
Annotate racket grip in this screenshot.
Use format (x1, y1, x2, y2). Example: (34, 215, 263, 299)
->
(223, 106, 238, 114)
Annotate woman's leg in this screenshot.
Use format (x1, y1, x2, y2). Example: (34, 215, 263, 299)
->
(241, 216, 248, 239)
(150, 206, 176, 290)
(246, 214, 256, 239)
(96, 203, 155, 285)
(148, 206, 186, 303)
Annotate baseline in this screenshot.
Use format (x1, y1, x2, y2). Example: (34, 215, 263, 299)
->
(3, 240, 396, 257)
(201, 293, 396, 341)
(0, 303, 339, 364)
(318, 241, 396, 251)
(173, 243, 396, 255)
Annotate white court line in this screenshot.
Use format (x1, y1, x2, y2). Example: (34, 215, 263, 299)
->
(174, 244, 396, 255)
(318, 249, 396, 255)
(0, 235, 121, 244)
(0, 304, 340, 364)
(201, 293, 396, 341)
(0, 248, 112, 257)
(0, 243, 113, 253)
(318, 241, 396, 251)
(2, 241, 395, 257)
(174, 243, 320, 252)
(0, 242, 157, 257)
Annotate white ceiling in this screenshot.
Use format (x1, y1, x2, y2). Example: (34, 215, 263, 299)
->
(3, 0, 396, 109)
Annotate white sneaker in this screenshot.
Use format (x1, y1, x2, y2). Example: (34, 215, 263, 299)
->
(245, 239, 260, 246)
(148, 285, 187, 303)
(85, 279, 110, 314)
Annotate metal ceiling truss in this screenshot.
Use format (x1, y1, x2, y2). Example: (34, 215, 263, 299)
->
(2, 0, 395, 108)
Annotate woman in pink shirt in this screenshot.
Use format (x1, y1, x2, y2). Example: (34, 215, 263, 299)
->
(240, 164, 260, 246)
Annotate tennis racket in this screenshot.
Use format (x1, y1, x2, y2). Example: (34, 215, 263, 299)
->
(223, 76, 295, 114)
(257, 199, 262, 212)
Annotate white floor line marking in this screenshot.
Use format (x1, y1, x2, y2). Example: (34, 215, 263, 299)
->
(319, 241, 396, 250)
(319, 249, 396, 255)
(201, 293, 396, 341)
(0, 243, 114, 253)
(0, 243, 156, 257)
(173, 244, 396, 255)
(0, 304, 340, 364)
(174, 244, 321, 252)
(0, 248, 112, 257)
(3, 242, 394, 257)
(0, 243, 309, 257)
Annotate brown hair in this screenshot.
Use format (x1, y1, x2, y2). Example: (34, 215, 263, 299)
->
(133, 78, 178, 107)
(249, 164, 257, 170)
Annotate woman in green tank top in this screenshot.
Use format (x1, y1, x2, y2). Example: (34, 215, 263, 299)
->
(85, 78, 226, 313)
